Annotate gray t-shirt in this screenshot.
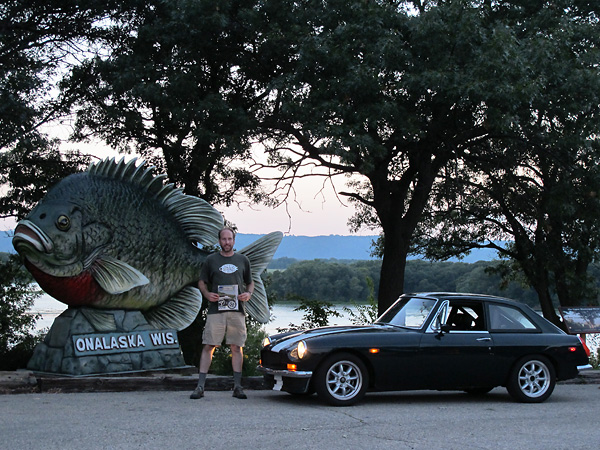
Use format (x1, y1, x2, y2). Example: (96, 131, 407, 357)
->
(200, 252, 252, 314)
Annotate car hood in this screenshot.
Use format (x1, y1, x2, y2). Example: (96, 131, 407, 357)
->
(269, 324, 400, 351)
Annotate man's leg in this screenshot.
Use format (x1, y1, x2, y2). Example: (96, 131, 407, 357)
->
(231, 344, 247, 399)
(231, 344, 243, 373)
(200, 344, 217, 373)
(190, 344, 216, 399)
(191, 313, 226, 400)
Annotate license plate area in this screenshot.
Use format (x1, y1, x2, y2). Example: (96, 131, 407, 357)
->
(273, 374, 283, 391)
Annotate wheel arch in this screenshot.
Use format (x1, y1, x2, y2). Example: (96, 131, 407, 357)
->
(312, 348, 375, 389)
(503, 352, 559, 386)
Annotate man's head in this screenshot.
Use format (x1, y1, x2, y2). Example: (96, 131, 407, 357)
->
(218, 227, 236, 255)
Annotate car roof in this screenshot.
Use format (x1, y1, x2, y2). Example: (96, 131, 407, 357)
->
(402, 292, 522, 305)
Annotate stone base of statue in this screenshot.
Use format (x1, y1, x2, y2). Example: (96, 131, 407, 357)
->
(27, 308, 186, 376)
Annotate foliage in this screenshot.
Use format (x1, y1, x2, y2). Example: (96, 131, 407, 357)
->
(60, 0, 293, 206)
(276, 296, 341, 333)
(0, 140, 90, 220)
(415, 10, 600, 324)
(0, 0, 134, 219)
(0, 0, 124, 150)
(584, 333, 600, 368)
(343, 277, 378, 325)
(267, 259, 380, 304)
(265, 259, 540, 307)
(260, 0, 600, 318)
(0, 254, 42, 369)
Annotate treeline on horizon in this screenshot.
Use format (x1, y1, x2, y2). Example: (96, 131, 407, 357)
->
(264, 258, 600, 309)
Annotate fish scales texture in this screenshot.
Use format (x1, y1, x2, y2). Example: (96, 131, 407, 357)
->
(13, 157, 282, 330)
(43, 168, 204, 309)
(12, 158, 223, 330)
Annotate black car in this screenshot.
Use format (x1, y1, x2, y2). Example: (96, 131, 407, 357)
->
(258, 293, 590, 406)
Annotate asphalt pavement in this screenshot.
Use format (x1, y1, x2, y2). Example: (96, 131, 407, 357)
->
(2, 384, 600, 449)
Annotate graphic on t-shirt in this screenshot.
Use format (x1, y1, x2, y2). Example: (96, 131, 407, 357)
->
(219, 264, 238, 274)
(218, 285, 239, 311)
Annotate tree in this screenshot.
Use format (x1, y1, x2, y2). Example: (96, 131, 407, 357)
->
(0, 0, 142, 219)
(0, 254, 41, 369)
(61, 0, 297, 205)
(415, 1, 600, 326)
(262, 0, 591, 314)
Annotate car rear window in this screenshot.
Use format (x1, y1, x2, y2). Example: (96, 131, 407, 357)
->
(489, 304, 538, 331)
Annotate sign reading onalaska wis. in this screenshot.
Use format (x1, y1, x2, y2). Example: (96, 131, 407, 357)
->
(73, 330, 179, 356)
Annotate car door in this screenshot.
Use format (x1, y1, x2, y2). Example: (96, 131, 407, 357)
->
(418, 300, 502, 389)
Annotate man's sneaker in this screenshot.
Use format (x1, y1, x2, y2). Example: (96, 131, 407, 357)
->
(232, 386, 247, 399)
(190, 387, 204, 399)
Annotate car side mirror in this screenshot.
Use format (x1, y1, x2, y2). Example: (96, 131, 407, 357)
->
(440, 324, 452, 333)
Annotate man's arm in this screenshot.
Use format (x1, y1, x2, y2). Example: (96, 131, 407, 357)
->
(239, 280, 254, 302)
(198, 280, 219, 302)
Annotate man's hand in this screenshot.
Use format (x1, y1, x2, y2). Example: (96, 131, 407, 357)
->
(205, 292, 220, 302)
(238, 292, 252, 302)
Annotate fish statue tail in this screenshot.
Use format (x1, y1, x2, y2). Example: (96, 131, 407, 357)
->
(239, 231, 283, 323)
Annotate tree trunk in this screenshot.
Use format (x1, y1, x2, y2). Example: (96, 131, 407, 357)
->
(377, 224, 410, 316)
(535, 284, 566, 331)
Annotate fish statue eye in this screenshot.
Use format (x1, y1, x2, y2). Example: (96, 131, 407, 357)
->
(56, 215, 71, 231)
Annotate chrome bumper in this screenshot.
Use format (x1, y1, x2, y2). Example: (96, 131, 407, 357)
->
(257, 365, 313, 393)
(257, 365, 312, 378)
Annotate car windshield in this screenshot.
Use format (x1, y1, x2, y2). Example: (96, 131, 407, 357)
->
(375, 296, 438, 329)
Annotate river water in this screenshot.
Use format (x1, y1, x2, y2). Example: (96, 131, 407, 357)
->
(31, 294, 360, 336)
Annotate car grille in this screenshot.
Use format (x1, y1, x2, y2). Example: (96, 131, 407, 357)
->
(260, 349, 287, 369)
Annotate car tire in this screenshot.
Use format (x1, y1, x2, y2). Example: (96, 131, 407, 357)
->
(506, 355, 556, 403)
(314, 352, 368, 406)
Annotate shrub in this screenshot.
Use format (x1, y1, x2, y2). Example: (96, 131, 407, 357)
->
(0, 255, 43, 370)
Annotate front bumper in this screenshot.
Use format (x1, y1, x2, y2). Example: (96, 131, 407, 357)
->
(257, 365, 313, 394)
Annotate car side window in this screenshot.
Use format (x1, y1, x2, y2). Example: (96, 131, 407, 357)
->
(446, 302, 485, 331)
(489, 304, 537, 331)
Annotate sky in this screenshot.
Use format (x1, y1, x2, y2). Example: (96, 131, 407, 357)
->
(219, 175, 368, 236)
(1, 137, 375, 237)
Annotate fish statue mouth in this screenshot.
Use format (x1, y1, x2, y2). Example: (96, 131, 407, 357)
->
(13, 220, 54, 253)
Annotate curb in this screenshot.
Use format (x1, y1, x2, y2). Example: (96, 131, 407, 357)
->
(0, 370, 268, 394)
(1, 369, 599, 395)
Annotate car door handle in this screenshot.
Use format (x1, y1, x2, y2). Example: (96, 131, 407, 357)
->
(476, 337, 492, 342)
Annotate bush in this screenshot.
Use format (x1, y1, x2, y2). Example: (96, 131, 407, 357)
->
(0, 254, 43, 370)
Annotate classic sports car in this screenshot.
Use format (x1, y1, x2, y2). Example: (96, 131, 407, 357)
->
(258, 293, 590, 406)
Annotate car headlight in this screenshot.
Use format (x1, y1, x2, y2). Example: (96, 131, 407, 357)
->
(262, 337, 271, 347)
(289, 340, 307, 360)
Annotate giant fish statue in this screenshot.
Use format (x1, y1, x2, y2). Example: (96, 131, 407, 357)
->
(12, 157, 282, 331)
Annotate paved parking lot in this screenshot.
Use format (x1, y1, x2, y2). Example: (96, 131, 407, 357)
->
(2, 384, 600, 449)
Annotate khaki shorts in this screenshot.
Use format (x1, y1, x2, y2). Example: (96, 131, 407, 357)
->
(202, 311, 247, 347)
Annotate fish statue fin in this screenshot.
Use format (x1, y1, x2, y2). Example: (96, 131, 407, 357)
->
(91, 256, 150, 295)
(88, 157, 224, 247)
(239, 231, 283, 324)
(144, 286, 202, 330)
(81, 308, 117, 332)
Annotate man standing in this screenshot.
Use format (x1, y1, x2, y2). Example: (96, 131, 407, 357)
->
(191, 227, 254, 400)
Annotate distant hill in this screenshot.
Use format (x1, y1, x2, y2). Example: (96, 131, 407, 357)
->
(235, 234, 379, 260)
(0, 231, 500, 262)
(235, 233, 500, 262)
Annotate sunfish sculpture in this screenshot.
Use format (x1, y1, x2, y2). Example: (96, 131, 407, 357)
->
(12, 157, 281, 331)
